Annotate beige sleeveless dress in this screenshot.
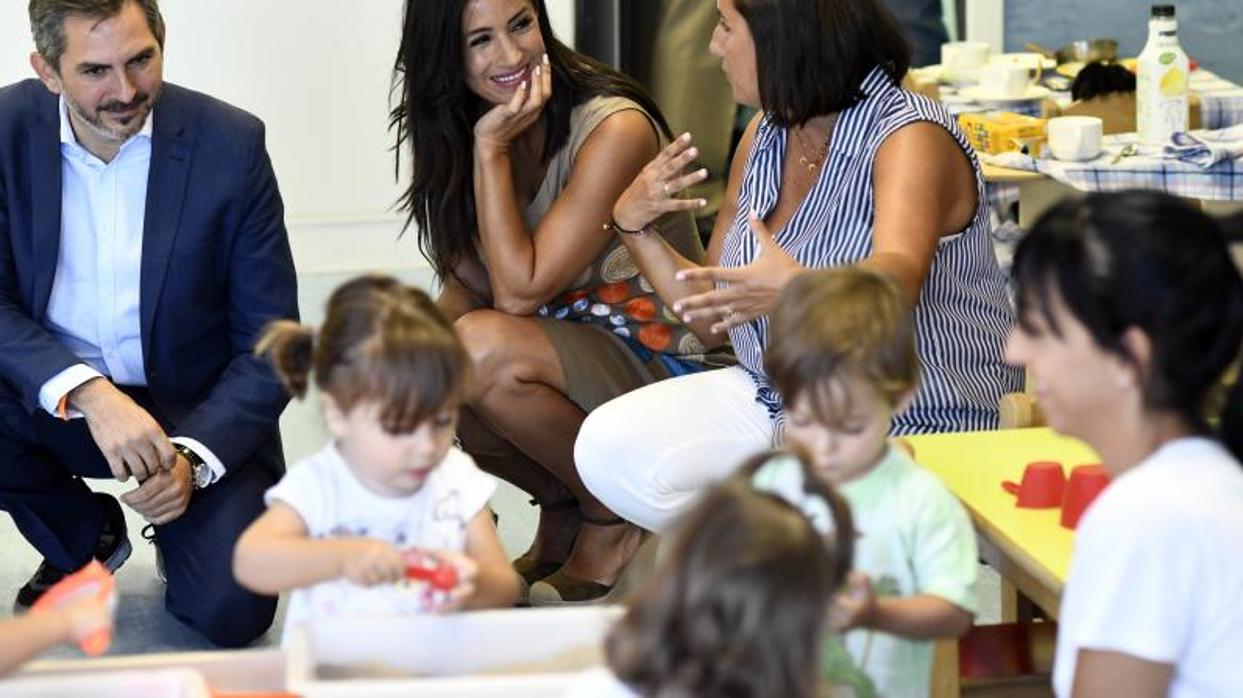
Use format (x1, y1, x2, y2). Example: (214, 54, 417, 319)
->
(523, 95, 734, 413)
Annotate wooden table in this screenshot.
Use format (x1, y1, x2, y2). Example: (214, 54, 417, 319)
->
(904, 427, 1101, 621)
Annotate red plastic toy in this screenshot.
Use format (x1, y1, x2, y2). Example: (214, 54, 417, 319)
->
(403, 551, 459, 591)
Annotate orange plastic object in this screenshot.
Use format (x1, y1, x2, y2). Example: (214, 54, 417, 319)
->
(30, 560, 115, 656)
(1060, 464, 1111, 529)
(1001, 461, 1067, 508)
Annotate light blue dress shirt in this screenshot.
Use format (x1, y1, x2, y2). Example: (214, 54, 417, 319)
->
(36, 97, 223, 481)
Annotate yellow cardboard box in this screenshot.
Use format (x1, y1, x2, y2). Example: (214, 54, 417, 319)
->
(958, 111, 1046, 155)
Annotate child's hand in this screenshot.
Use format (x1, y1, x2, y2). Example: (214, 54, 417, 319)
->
(59, 593, 114, 648)
(340, 539, 406, 587)
(425, 550, 478, 612)
(829, 571, 876, 632)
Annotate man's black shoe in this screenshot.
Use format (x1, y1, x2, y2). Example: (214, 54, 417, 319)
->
(141, 524, 167, 584)
(12, 492, 131, 611)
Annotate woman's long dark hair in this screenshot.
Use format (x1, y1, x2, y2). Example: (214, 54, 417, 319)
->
(1012, 191, 1243, 461)
(390, 0, 673, 285)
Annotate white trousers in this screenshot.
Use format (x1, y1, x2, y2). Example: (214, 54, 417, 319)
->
(575, 366, 774, 534)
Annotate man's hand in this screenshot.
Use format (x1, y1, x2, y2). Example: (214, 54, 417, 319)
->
(120, 454, 193, 525)
(70, 378, 175, 481)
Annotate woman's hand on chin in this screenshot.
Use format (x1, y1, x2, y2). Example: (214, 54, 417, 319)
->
(611, 132, 709, 232)
(474, 53, 553, 155)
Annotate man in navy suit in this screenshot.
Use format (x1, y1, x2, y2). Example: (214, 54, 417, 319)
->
(0, 0, 298, 646)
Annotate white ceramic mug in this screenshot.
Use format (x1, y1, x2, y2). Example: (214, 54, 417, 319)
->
(940, 41, 990, 80)
(989, 52, 1045, 72)
(1046, 116, 1104, 161)
(976, 63, 1037, 99)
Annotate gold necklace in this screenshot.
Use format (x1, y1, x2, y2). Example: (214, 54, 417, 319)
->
(791, 117, 836, 172)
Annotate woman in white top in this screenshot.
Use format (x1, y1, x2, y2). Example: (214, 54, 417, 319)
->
(1004, 191, 1243, 698)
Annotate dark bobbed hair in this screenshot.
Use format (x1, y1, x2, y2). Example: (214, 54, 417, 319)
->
(390, 0, 672, 285)
(1012, 191, 1243, 460)
(607, 449, 855, 697)
(767, 267, 919, 420)
(255, 274, 471, 435)
(734, 0, 911, 126)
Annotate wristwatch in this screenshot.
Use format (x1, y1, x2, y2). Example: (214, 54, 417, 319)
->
(174, 443, 213, 490)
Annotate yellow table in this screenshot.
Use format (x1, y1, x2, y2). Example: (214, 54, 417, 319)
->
(904, 427, 1101, 620)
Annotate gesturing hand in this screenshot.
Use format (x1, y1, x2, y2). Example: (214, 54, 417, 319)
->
(611, 132, 709, 231)
(474, 53, 553, 154)
(120, 454, 194, 525)
(70, 378, 175, 482)
(673, 210, 804, 333)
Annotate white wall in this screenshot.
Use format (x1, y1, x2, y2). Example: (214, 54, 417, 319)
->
(0, 1, 576, 275)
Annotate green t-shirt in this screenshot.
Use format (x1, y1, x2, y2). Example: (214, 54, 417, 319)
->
(828, 446, 979, 698)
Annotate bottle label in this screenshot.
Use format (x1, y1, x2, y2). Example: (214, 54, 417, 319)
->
(1160, 66, 1188, 97)
(1159, 52, 1176, 65)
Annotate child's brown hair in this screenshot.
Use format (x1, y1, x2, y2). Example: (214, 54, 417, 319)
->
(254, 274, 470, 433)
(766, 267, 918, 420)
(606, 449, 855, 697)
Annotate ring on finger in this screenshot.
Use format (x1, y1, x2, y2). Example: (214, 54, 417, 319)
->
(662, 181, 671, 196)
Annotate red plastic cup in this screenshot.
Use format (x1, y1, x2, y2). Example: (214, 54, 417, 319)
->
(1059, 464, 1111, 529)
(1001, 461, 1066, 508)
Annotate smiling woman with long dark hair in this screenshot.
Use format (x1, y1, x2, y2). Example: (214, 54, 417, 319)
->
(390, 0, 733, 605)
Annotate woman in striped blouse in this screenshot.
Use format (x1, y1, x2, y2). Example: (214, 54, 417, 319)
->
(576, 0, 1023, 536)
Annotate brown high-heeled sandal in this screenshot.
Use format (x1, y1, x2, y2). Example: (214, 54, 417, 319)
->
(511, 498, 580, 587)
(527, 515, 644, 606)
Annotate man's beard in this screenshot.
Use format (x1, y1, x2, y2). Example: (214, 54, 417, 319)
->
(67, 87, 159, 143)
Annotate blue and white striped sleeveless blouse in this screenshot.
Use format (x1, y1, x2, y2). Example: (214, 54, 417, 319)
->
(722, 66, 1023, 435)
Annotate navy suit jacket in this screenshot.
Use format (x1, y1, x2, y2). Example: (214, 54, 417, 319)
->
(0, 79, 298, 475)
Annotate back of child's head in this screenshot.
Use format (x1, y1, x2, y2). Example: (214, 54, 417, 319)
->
(255, 274, 471, 433)
(766, 267, 918, 419)
(607, 449, 855, 698)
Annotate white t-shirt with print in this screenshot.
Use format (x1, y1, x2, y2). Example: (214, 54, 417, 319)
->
(266, 442, 496, 643)
(837, 447, 979, 698)
(1054, 437, 1243, 697)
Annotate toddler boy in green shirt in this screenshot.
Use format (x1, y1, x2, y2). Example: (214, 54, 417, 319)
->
(767, 267, 979, 698)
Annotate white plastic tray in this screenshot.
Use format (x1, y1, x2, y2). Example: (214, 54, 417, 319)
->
(286, 606, 624, 698)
